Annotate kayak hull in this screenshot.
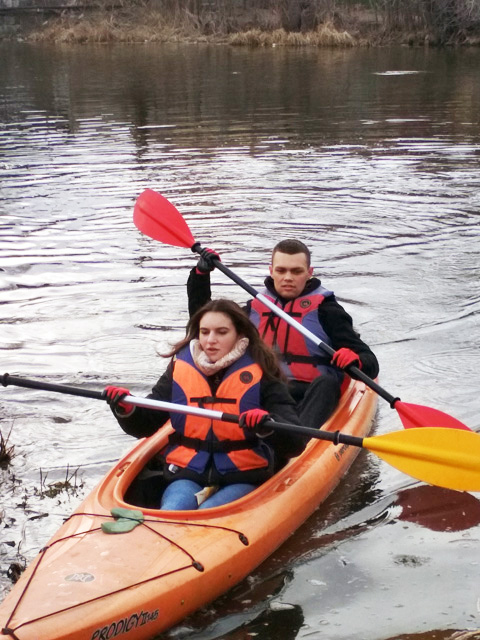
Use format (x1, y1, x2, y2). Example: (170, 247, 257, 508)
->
(0, 381, 377, 640)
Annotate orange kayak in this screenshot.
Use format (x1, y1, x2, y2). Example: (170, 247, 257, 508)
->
(0, 380, 377, 640)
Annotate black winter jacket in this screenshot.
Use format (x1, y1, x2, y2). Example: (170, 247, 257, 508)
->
(187, 269, 379, 380)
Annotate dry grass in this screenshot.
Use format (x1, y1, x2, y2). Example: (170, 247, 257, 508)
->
(229, 23, 355, 47)
(22, 1, 480, 45)
(0, 426, 15, 468)
(31, 12, 357, 46)
(27, 7, 220, 43)
(36, 465, 85, 498)
(25, 2, 360, 45)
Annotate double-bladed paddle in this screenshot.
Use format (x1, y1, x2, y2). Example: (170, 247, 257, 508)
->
(1, 373, 479, 492)
(132, 188, 471, 432)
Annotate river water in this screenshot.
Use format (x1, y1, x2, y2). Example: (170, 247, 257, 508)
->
(1, 41, 480, 639)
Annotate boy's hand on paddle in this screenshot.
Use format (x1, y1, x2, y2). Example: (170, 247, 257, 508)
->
(196, 247, 221, 274)
(331, 348, 361, 370)
(104, 386, 135, 415)
(239, 409, 273, 436)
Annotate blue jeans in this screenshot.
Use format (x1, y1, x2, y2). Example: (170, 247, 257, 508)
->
(160, 479, 257, 510)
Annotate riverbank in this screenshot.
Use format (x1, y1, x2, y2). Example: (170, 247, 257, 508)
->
(6, 1, 480, 46)
(26, 12, 360, 46)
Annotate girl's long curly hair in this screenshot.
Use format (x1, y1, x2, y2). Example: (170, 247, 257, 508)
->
(165, 299, 284, 381)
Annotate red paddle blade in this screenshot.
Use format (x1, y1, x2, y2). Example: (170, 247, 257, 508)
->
(133, 189, 196, 248)
(395, 401, 471, 431)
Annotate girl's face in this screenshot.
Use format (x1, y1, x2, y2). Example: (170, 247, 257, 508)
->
(199, 311, 240, 362)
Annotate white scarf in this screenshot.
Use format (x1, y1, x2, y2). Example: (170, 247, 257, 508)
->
(191, 337, 249, 376)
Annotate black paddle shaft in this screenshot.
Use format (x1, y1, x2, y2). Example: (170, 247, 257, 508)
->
(1, 372, 363, 448)
(191, 243, 398, 408)
(1, 373, 105, 400)
(220, 410, 364, 448)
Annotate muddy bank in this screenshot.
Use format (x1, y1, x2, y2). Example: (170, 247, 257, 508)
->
(4, 0, 480, 45)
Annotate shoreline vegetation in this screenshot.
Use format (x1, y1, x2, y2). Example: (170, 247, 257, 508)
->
(13, 0, 480, 45)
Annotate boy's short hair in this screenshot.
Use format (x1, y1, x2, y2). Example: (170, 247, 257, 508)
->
(272, 239, 311, 268)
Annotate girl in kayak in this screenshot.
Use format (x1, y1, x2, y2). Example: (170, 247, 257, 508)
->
(105, 299, 305, 510)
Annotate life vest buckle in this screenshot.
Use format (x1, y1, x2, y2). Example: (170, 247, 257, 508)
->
(190, 395, 236, 408)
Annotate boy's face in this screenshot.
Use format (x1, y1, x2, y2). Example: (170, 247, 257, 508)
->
(269, 251, 313, 299)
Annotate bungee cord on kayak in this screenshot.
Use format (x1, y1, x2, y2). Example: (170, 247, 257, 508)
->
(1, 509, 249, 638)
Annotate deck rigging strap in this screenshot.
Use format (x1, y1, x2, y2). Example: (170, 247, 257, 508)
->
(2, 511, 248, 635)
(168, 431, 259, 452)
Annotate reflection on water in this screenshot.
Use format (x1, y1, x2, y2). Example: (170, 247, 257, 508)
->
(166, 570, 303, 640)
(2, 44, 480, 148)
(1, 41, 480, 638)
(396, 485, 480, 532)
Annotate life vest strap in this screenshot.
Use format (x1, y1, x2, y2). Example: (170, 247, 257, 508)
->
(283, 353, 330, 365)
(190, 395, 236, 407)
(168, 432, 258, 453)
(261, 311, 302, 318)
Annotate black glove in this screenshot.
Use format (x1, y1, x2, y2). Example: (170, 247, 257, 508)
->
(196, 247, 220, 274)
(239, 409, 273, 437)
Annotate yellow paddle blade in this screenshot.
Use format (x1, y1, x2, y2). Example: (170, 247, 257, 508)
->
(363, 427, 480, 492)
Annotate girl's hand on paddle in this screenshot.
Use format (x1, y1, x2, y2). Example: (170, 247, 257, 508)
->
(332, 348, 361, 370)
(104, 386, 135, 415)
(239, 409, 273, 436)
(196, 247, 221, 274)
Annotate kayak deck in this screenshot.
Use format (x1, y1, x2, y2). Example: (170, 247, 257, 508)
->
(0, 380, 377, 640)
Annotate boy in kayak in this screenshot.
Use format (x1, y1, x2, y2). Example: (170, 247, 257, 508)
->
(105, 299, 305, 510)
(187, 239, 379, 429)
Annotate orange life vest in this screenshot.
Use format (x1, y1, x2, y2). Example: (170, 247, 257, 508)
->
(250, 285, 342, 384)
(166, 345, 271, 475)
